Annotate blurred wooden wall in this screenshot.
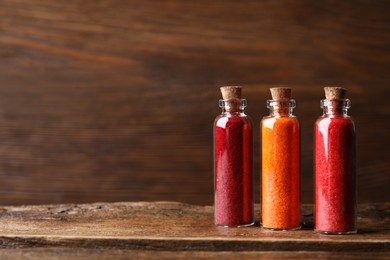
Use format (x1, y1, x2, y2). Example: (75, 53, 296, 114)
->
(0, 0, 389, 205)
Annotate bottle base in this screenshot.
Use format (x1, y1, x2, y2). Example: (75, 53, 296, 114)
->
(261, 225, 301, 231)
(215, 222, 255, 228)
(314, 229, 357, 235)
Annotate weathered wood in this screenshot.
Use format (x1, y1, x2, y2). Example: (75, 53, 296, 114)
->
(0, 249, 390, 260)
(0, 202, 389, 254)
(0, 0, 389, 206)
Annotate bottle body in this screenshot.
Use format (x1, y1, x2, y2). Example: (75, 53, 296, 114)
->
(315, 100, 357, 234)
(261, 100, 300, 230)
(214, 99, 254, 227)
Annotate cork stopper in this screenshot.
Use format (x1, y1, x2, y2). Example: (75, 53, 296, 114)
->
(220, 86, 242, 100)
(219, 86, 242, 112)
(270, 87, 291, 100)
(324, 87, 347, 100)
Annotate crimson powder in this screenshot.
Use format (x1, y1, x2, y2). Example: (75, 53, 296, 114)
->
(214, 86, 254, 227)
(315, 87, 357, 234)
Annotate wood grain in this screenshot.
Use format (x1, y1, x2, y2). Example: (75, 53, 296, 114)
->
(1, 249, 390, 260)
(0, 201, 388, 259)
(0, 0, 389, 205)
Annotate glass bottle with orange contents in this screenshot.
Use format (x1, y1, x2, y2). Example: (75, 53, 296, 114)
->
(261, 87, 300, 230)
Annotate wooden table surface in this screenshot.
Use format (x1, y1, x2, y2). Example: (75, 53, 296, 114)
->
(0, 202, 388, 259)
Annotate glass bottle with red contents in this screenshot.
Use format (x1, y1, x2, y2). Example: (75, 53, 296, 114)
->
(315, 87, 357, 234)
(214, 86, 254, 227)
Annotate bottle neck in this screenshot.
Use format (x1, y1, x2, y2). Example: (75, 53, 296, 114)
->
(267, 99, 296, 117)
(219, 99, 246, 114)
(321, 99, 350, 117)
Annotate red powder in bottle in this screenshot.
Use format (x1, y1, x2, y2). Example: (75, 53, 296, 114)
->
(315, 115, 357, 233)
(214, 115, 253, 227)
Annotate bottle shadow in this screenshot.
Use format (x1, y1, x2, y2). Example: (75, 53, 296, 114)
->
(357, 229, 379, 234)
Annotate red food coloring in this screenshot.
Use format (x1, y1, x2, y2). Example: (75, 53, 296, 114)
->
(214, 116, 253, 226)
(315, 117, 357, 233)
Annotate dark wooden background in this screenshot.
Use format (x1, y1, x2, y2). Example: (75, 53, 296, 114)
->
(0, 0, 388, 206)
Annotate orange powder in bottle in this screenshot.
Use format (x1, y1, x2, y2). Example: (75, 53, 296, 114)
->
(261, 88, 300, 230)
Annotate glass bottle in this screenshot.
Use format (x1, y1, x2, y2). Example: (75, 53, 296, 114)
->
(315, 87, 357, 234)
(261, 87, 300, 230)
(214, 86, 254, 227)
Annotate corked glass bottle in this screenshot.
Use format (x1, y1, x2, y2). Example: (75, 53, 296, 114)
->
(214, 86, 254, 227)
(315, 87, 357, 234)
(261, 87, 301, 230)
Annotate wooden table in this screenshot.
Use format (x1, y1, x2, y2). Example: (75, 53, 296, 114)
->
(0, 202, 388, 259)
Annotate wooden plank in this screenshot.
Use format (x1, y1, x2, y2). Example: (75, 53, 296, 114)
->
(0, 202, 389, 252)
(0, 0, 389, 206)
(0, 249, 389, 260)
